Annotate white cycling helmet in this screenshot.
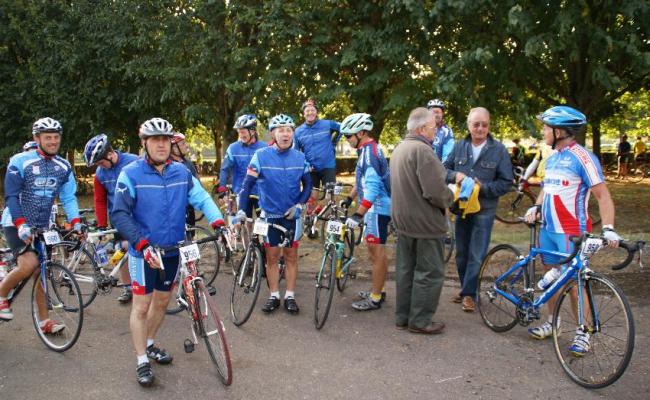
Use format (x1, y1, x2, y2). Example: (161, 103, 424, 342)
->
(426, 99, 445, 110)
(139, 117, 173, 138)
(268, 114, 295, 131)
(32, 117, 63, 136)
(341, 113, 373, 136)
(233, 114, 257, 130)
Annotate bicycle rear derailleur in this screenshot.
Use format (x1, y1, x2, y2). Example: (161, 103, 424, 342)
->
(515, 294, 540, 326)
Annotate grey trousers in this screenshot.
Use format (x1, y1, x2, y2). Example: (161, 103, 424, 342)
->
(395, 234, 446, 329)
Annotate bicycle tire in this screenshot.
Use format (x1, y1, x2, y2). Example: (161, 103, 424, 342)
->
(230, 245, 263, 326)
(166, 273, 186, 315)
(495, 187, 536, 224)
(50, 241, 99, 308)
(188, 225, 221, 286)
(552, 272, 634, 389)
(314, 245, 337, 329)
(336, 230, 355, 292)
(477, 244, 526, 332)
(195, 281, 233, 386)
(627, 163, 650, 184)
(31, 262, 84, 352)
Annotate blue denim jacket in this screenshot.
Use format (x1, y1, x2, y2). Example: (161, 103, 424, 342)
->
(444, 134, 513, 215)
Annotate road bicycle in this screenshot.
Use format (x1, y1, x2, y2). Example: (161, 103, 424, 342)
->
(0, 229, 84, 352)
(304, 182, 346, 242)
(160, 233, 232, 386)
(313, 182, 357, 329)
(496, 167, 602, 226)
(229, 218, 293, 326)
(477, 222, 643, 388)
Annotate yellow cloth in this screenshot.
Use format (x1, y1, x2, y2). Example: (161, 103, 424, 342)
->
(452, 182, 481, 218)
(634, 140, 646, 158)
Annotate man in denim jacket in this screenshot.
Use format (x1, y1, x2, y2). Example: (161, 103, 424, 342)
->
(443, 107, 513, 312)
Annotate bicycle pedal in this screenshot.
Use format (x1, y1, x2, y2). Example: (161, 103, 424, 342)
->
(207, 286, 217, 296)
(183, 339, 195, 353)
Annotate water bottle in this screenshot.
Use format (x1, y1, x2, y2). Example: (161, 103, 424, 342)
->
(537, 267, 562, 290)
(96, 241, 109, 267)
(110, 248, 126, 266)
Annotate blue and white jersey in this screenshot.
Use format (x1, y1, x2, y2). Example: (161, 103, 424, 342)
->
(95, 151, 139, 211)
(218, 140, 267, 195)
(355, 140, 391, 216)
(2, 150, 80, 228)
(542, 142, 604, 235)
(433, 124, 454, 163)
(246, 146, 312, 217)
(111, 158, 224, 257)
(294, 119, 341, 171)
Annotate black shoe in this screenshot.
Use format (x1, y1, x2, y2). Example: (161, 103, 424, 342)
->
(284, 297, 299, 314)
(261, 297, 281, 313)
(146, 344, 173, 364)
(136, 362, 154, 387)
(117, 288, 132, 304)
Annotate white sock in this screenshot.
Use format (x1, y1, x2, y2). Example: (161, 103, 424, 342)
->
(147, 338, 154, 348)
(270, 291, 280, 299)
(137, 354, 149, 365)
(38, 319, 50, 327)
(285, 291, 295, 299)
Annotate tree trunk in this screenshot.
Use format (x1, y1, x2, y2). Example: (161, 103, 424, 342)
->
(591, 119, 601, 158)
(67, 150, 75, 167)
(212, 122, 222, 172)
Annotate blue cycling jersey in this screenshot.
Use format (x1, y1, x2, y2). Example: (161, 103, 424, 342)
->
(218, 140, 267, 194)
(111, 158, 224, 257)
(240, 146, 312, 218)
(355, 141, 391, 216)
(95, 151, 139, 214)
(2, 150, 80, 228)
(294, 119, 341, 171)
(433, 124, 455, 162)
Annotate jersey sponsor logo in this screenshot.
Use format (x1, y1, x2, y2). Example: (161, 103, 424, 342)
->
(562, 179, 569, 186)
(34, 177, 57, 188)
(115, 183, 128, 194)
(32, 165, 40, 174)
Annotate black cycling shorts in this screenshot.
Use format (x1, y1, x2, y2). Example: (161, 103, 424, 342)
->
(3, 226, 37, 258)
(310, 168, 336, 189)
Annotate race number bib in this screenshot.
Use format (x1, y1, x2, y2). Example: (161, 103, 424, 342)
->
(333, 185, 343, 195)
(43, 230, 61, 245)
(582, 237, 603, 256)
(326, 220, 343, 236)
(180, 243, 201, 264)
(253, 220, 269, 236)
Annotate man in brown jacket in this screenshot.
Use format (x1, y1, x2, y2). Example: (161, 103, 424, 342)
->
(390, 107, 454, 334)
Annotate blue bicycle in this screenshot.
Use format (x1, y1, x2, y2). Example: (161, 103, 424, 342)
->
(477, 223, 643, 388)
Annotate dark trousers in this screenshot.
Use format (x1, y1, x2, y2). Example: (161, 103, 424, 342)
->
(454, 213, 495, 298)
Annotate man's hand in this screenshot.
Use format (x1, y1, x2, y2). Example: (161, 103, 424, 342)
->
(284, 204, 303, 220)
(216, 186, 228, 199)
(455, 172, 467, 184)
(18, 224, 33, 244)
(231, 210, 247, 225)
(73, 222, 88, 240)
(602, 226, 622, 248)
(524, 205, 540, 224)
(345, 213, 363, 229)
(142, 245, 162, 269)
(339, 196, 353, 209)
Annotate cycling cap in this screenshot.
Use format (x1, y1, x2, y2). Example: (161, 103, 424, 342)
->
(537, 106, 587, 129)
(268, 114, 295, 130)
(301, 99, 318, 111)
(32, 117, 63, 136)
(233, 114, 257, 130)
(171, 132, 186, 144)
(427, 99, 445, 110)
(341, 113, 373, 136)
(22, 141, 38, 151)
(84, 134, 110, 166)
(139, 117, 173, 138)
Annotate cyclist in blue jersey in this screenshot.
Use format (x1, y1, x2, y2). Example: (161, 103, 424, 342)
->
(84, 134, 139, 303)
(217, 114, 267, 219)
(294, 99, 341, 215)
(22, 141, 38, 152)
(170, 132, 201, 227)
(235, 114, 312, 315)
(427, 99, 455, 163)
(524, 106, 621, 357)
(0, 117, 85, 334)
(111, 118, 225, 387)
(339, 113, 392, 311)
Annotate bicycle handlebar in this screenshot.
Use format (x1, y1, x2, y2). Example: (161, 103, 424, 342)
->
(611, 240, 645, 271)
(551, 233, 644, 271)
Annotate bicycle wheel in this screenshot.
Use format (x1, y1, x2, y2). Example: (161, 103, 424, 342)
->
(189, 226, 221, 286)
(477, 244, 526, 332)
(444, 216, 455, 264)
(166, 274, 186, 315)
(552, 273, 634, 388)
(230, 245, 263, 326)
(195, 281, 233, 386)
(336, 230, 355, 292)
(31, 262, 84, 352)
(50, 242, 99, 308)
(495, 187, 536, 224)
(627, 162, 650, 184)
(314, 245, 336, 329)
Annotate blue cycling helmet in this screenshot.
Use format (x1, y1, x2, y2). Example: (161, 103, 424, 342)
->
(233, 114, 257, 130)
(268, 114, 295, 131)
(537, 106, 586, 131)
(84, 134, 110, 166)
(23, 141, 38, 152)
